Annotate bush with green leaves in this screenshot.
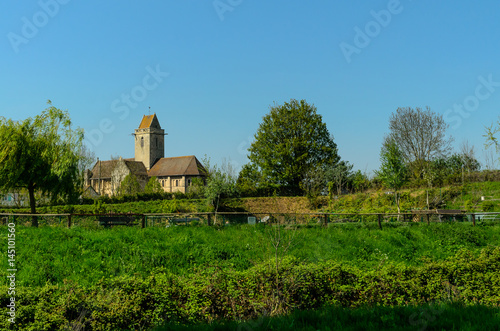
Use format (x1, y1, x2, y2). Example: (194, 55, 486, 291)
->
(144, 176, 163, 193)
(117, 174, 142, 196)
(1, 246, 500, 330)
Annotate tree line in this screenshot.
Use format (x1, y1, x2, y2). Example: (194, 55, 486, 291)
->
(236, 101, 494, 200)
(1, 100, 499, 226)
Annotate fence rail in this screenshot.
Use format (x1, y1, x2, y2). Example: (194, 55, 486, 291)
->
(1, 210, 500, 229)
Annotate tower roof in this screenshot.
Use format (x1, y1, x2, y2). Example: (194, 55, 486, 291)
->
(138, 114, 161, 129)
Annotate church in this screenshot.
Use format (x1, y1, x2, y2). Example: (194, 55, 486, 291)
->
(85, 114, 207, 196)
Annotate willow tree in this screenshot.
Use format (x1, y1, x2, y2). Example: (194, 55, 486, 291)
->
(247, 99, 339, 195)
(0, 102, 84, 226)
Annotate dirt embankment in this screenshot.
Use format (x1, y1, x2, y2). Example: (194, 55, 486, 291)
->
(239, 197, 320, 214)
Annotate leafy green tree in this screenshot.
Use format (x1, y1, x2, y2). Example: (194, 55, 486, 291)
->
(350, 170, 370, 193)
(118, 174, 142, 196)
(236, 163, 261, 196)
(144, 176, 163, 194)
(0, 102, 84, 226)
(376, 139, 408, 214)
(300, 165, 327, 196)
(202, 157, 238, 221)
(237, 163, 279, 197)
(425, 153, 481, 187)
(301, 159, 355, 205)
(248, 99, 339, 195)
(327, 160, 353, 196)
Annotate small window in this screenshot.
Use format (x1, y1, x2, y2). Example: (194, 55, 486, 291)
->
(140, 137, 144, 148)
(175, 180, 179, 187)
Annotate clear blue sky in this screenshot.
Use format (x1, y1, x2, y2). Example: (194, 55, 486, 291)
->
(1, 1, 499, 174)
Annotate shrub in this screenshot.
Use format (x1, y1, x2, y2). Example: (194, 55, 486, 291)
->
(482, 200, 495, 212)
(3, 247, 500, 330)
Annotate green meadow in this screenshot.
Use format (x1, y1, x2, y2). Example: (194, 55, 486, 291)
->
(1, 222, 500, 330)
(3, 222, 500, 287)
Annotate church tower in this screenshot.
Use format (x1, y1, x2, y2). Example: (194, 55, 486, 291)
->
(134, 114, 165, 170)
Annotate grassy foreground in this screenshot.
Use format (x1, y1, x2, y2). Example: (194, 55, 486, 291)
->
(1, 222, 499, 330)
(2, 222, 500, 287)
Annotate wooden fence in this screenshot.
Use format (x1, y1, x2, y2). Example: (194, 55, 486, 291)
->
(1, 210, 500, 229)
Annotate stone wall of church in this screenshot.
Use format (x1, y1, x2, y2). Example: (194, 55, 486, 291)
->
(134, 128, 164, 170)
(111, 161, 131, 195)
(156, 175, 200, 194)
(90, 178, 113, 196)
(111, 160, 148, 194)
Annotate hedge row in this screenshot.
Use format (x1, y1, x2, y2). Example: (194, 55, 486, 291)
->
(1, 247, 499, 330)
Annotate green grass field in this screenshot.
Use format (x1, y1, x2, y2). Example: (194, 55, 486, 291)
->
(3, 221, 500, 288)
(1, 221, 500, 330)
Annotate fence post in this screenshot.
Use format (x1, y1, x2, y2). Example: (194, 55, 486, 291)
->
(207, 213, 212, 226)
(141, 215, 146, 229)
(472, 214, 476, 227)
(377, 214, 382, 230)
(323, 214, 328, 227)
(67, 214, 72, 228)
(426, 214, 430, 225)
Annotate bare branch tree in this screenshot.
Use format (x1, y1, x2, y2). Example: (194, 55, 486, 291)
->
(484, 116, 500, 166)
(459, 140, 479, 174)
(387, 106, 454, 178)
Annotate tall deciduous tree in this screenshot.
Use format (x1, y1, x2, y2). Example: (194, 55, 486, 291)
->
(202, 157, 238, 223)
(118, 174, 142, 196)
(237, 162, 282, 197)
(144, 176, 163, 194)
(386, 106, 453, 179)
(327, 160, 354, 196)
(376, 139, 408, 214)
(0, 102, 84, 226)
(248, 99, 339, 195)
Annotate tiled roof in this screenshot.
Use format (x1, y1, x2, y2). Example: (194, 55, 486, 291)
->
(90, 159, 148, 179)
(138, 114, 161, 129)
(124, 160, 148, 176)
(148, 156, 207, 177)
(90, 160, 118, 179)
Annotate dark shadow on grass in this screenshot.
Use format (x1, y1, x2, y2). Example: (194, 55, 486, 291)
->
(153, 303, 500, 331)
